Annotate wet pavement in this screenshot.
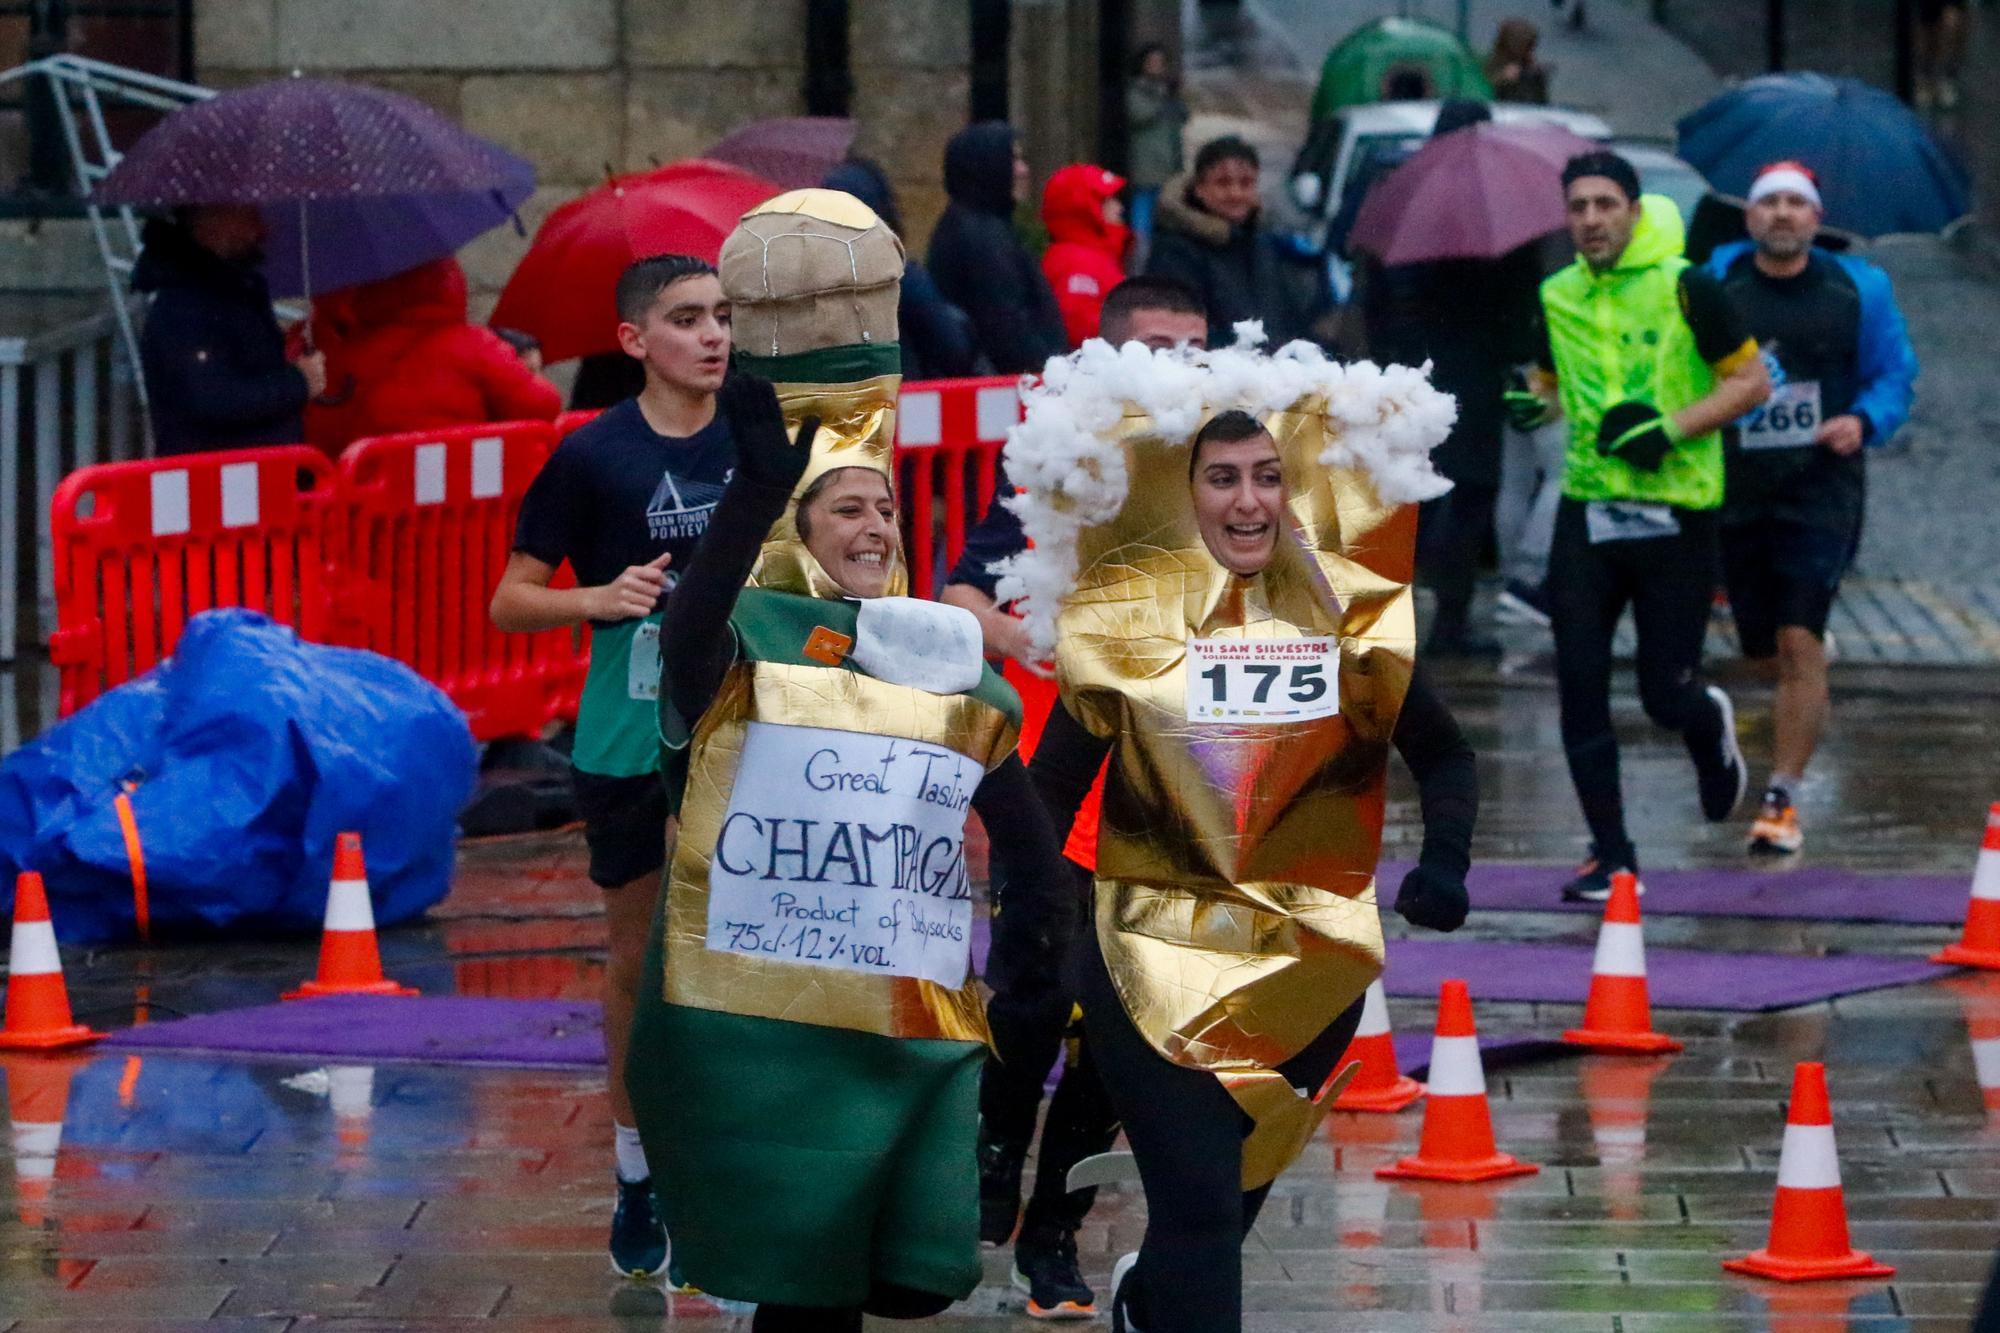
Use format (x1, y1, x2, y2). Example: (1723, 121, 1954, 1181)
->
(4, 669, 1999, 1330)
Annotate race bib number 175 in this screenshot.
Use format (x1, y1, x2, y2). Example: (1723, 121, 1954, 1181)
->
(1186, 638, 1340, 722)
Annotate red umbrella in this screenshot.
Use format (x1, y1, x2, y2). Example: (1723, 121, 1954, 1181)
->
(1349, 121, 1601, 266)
(705, 117, 857, 190)
(492, 159, 780, 364)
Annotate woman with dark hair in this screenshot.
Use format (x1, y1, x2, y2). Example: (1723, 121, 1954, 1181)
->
(1145, 136, 1309, 348)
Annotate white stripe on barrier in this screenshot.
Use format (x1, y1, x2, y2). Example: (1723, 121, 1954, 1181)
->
(1973, 1036, 2000, 1087)
(975, 385, 1019, 440)
(1971, 849, 2000, 902)
(219, 461, 260, 529)
(329, 1065, 375, 1119)
(1775, 1122, 1842, 1190)
(414, 444, 447, 506)
(897, 391, 942, 447)
(1424, 1034, 1487, 1098)
(471, 437, 504, 500)
(322, 879, 378, 933)
(149, 469, 191, 537)
(7, 918, 62, 976)
(1589, 921, 1647, 978)
(1356, 978, 1391, 1038)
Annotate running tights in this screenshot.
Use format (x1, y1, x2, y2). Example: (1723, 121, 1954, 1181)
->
(1549, 498, 1724, 861)
(1078, 928, 1366, 1332)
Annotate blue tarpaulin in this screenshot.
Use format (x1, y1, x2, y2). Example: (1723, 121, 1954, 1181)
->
(0, 609, 475, 943)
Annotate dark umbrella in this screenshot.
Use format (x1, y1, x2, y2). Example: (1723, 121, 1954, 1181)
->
(1349, 121, 1599, 266)
(95, 76, 536, 299)
(1676, 73, 1970, 237)
(704, 117, 857, 190)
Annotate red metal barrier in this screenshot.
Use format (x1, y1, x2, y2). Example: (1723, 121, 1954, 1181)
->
(894, 375, 1021, 598)
(554, 409, 599, 438)
(338, 421, 585, 741)
(49, 447, 341, 717)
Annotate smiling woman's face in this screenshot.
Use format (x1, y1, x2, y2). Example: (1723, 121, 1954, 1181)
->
(799, 467, 899, 598)
(1191, 430, 1284, 576)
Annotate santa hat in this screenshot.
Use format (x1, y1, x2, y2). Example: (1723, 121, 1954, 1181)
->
(1748, 161, 1823, 211)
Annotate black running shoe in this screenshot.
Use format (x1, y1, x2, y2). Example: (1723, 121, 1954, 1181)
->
(609, 1176, 668, 1280)
(1012, 1225, 1096, 1320)
(978, 1135, 1026, 1247)
(1560, 845, 1644, 903)
(1693, 684, 1749, 822)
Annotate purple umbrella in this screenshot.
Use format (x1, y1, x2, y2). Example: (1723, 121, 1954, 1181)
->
(95, 76, 535, 300)
(704, 117, 857, 190)
(1349, 121, 1599, 266)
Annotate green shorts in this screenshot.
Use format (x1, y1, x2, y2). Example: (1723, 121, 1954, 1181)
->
(628, 987, 983, 1307)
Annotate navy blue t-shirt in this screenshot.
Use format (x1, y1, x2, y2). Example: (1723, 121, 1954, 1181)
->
(512, 397, 736, 625)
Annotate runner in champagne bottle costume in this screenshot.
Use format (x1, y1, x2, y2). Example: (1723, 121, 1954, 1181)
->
(626, 189, 1076, 1332)
(997, 331, 1476, 1331)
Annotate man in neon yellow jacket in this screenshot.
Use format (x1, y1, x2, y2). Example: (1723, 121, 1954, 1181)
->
(1516, 150, 1771, 903)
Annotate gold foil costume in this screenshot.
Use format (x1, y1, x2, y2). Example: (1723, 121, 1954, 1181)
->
(657, 189, 1016, 1044)
(1056, 399, 1418, 1187)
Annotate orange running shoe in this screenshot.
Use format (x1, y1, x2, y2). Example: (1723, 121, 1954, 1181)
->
(1748, 789, 1804, 855)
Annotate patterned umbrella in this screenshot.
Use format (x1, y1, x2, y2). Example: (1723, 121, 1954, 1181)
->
(704, 117, 857, 191)
(491, 160, 781, 364)
(95, 75, 535, 298)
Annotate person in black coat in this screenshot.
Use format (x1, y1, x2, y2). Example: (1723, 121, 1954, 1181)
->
(1145, 135, 1308, 349)
(822, 157, 976, 382)
(133, 208, 326, 457)
(927, 122, 1066, 376)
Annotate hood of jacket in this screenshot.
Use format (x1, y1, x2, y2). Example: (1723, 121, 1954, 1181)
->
(1603, 194, 1688, 274)
(944, 122, 1019, 216)
(1042, 163, 1130, 257)
(347, 257, 469, 331)
(1153, 171, 1247, 249)
(132, 217, 269, 299)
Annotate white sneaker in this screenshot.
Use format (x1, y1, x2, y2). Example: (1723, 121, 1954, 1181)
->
(1109, 1251, 1141, 1332)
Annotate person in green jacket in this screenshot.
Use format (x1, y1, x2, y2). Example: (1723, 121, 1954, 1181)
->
(1515, 150, 1771, 903)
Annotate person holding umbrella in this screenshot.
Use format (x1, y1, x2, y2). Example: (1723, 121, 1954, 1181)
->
(1516, 150, 1771, 903)
(134, 205, 326, 456)
(1702, 162, 1917, 856)
(490, 254, 737, 1282)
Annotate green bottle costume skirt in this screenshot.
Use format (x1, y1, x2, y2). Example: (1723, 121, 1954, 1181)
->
(627, 931, 984, 1308)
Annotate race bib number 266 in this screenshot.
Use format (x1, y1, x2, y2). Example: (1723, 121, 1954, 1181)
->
(1186, 638, 1340, 722)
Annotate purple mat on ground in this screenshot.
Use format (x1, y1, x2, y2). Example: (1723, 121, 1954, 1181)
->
(1383, 937, 1950, 1011)
(1379, 860, 1968, 924)
(107, 997, 605, 1069)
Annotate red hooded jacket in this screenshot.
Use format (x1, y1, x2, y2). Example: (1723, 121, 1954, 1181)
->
(1040, 164, 1131, 348)
(304, 258, 560, 453)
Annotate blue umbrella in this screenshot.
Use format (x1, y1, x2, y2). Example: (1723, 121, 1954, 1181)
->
(1676, 73, 1970, 237)
(95, 76, 535, 299)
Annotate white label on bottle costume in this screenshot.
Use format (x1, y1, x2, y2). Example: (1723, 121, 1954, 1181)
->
(1585, 500, 1681, 545)
(705, 720, 976, 987)
(1739, 379, 1822, 450)
(1184, 637, 1339, 722)
(628, 620, 660, 700)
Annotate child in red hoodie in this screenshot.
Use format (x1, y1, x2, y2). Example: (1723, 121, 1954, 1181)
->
(1040, 164, 1132, 348)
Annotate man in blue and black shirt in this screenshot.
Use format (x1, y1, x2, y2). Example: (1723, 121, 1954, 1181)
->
(1704, 161, 1918, 856)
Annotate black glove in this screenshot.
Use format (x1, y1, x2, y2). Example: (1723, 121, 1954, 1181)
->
(1504, 372, 1551, 431)
(718, 372, 819, 489)
(1395, 861, 1469, 933)
(1595, 399, 1678, 472)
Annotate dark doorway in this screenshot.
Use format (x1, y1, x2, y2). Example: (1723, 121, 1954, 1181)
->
(970, 0, 1010, 122)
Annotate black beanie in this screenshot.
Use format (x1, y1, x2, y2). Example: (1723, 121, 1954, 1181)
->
(1561, 150, 1642, 201)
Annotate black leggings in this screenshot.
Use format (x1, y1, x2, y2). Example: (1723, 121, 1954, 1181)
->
(1079, 928, 1366, 1333)
(1420, 481, 1500, 636)
(1549, 498, 1724, 860)
(750, 1282, 950, 1330)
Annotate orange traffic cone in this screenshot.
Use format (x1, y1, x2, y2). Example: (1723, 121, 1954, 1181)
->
(1376, 979, 1539, 1184)
(0, 873, 102, 1051)
(3, 1055, 82, 1228)
(1934, 803, 2000, 968)
(1723, 1062, 1894, 1282)
(1562, 872, 1682, 1053)
(1334, 979, 1424, 1113)
(283, 834, 417, 1000)
(1946, 975, 2000, 1118)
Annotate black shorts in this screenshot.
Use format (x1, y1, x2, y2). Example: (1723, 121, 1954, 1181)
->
(1721, 518, 1855, 657)
(571, 767, 669, 889)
